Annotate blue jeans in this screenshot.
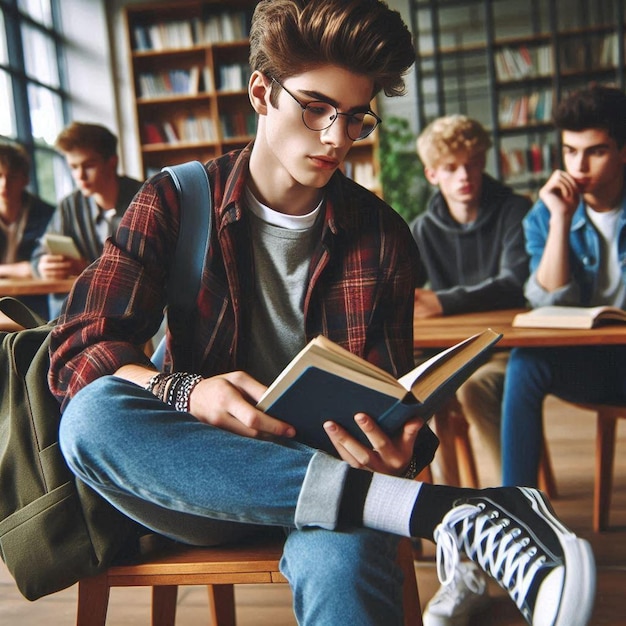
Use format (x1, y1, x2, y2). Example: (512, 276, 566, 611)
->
(59, 376, 404, 625)
(501, 346, 626, 486)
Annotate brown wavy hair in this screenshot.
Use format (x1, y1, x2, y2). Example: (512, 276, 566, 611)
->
(55, 122, 118, 159)
(249, 0, 415, 102)
(0, 141, 30, 177)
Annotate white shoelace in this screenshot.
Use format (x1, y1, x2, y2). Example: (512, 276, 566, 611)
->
(434, 502, 547, 611)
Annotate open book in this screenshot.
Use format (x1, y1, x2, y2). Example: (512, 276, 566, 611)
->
(513, 305, 626, 329)
(257, 329, 501, 454)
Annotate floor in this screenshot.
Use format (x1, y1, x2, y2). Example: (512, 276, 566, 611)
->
(1, 396, 625, 625)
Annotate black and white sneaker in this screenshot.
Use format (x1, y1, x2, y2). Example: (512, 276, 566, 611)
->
(433, 487, 596, 626)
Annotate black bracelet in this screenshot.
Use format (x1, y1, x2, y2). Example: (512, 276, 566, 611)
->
(174, 374, 203, 412)
(402, 455, 420, 480)
(146, 372, 166, 394)
(145, 371, 203, 412)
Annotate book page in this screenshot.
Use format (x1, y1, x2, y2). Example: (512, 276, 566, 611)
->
(257, 336, 403, 411)
(399, 329, 501, 400)
(513, 305, 626, 329)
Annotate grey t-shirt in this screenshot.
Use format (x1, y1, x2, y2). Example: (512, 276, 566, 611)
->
(245, 189, 323, 385)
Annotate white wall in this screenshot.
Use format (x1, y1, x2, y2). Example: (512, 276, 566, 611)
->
(58, 0, 121, 163)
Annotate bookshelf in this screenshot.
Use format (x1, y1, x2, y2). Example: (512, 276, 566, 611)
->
(410, 0, 625, 196)
(124, 0, 382, 193)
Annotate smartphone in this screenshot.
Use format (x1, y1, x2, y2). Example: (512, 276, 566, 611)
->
(43, 234, 82, 260)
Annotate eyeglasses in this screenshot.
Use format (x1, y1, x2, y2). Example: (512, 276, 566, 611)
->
(271, 77, 381, 141)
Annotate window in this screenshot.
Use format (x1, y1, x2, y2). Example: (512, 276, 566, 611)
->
(0, 0, 69, 204)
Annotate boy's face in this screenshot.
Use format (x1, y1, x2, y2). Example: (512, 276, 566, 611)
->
(250, 65, 375, 207)
(0, 163, 28, 217)
(561, 128, 626, 197)
(64, 148, 117, 198)
(425, 151, 485, 208)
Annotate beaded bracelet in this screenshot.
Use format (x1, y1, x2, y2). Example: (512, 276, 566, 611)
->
(178, 374, 203, 412)
(145, 371, 203, 412)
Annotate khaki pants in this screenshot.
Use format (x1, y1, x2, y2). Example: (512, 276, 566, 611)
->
(454, 351, 508, 485)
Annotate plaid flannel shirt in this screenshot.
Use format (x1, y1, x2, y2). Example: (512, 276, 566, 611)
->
(49, 145, 419, 412)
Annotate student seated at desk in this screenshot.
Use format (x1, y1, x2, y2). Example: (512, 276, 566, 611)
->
(502, 85, 626, 487)
(0, 141, 55, 318)
(410, 116, 531, 479)
(31, 122, 143, 318)
(410, 115, 531, 625)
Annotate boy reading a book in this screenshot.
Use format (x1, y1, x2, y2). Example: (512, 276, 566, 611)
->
(49, 2, 594, 625)
(31, 122, 143, 317)
(410, 114, 531, 624)
(502, 85, 626, 488)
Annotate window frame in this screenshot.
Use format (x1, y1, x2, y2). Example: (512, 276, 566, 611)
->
(0, 0, 69, 202)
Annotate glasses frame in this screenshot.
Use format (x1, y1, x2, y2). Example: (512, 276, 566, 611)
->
(270, 77, 381, 142)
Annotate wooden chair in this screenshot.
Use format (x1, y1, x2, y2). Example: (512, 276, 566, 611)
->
(430, 396, 558, 497)
(76, 535, 423, 626)
(563, 402, 625, 532)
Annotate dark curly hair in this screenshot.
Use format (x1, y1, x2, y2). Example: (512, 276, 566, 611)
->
(555, 84, 626, 148)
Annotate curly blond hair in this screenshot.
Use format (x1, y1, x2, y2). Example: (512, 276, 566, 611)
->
(417, 115, 492, 170)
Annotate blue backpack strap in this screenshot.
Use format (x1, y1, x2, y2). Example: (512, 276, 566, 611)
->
(152, 161, 211, 368)
(162, 161, 212, 313)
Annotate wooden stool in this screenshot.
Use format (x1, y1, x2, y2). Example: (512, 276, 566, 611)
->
(564, 402, 625, 532)
(431, 396, 558, 497)
(76, 535, 422, 626)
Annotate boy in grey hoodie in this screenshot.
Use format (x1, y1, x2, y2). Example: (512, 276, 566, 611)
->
(411, 115, 531, 626)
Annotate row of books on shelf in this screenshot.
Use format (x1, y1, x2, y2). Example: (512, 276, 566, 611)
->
(143, 111, 256, 146)
(142, 115, 217, 146)
(559, 33, 623, 72)
(500, 143, 556, 180)
(217, 63, 251, 92)
(138, 67, 215, 99)
(499, 91, 553, 127)
(219, 111, 256, 139)
(495, 45, 553, 82)
(132, 10, 252, 52)
(344, 161, 377, 191)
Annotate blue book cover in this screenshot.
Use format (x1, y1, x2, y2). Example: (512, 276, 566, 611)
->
(257, 330, 501, 455)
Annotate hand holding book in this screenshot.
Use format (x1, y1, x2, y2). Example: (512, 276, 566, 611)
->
(257, 329, 501, 455)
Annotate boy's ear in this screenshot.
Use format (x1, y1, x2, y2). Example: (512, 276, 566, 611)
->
(424, 166, 439, 186)
(249, 71, 270, 116)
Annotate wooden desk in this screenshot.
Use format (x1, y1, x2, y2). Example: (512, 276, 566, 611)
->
(0, 277, 76, 297)
(414, 308, 626, 349)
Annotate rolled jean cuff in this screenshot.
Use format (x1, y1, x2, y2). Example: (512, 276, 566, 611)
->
(294, 451, 348, 530)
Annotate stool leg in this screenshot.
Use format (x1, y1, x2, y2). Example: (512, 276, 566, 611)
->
(398, 538, 423, 626)
(594, 412, 618, 532)
(538, 435, 558, 499)
(450, 410, 479, 489)
(432, 405, 461, 486)
(208, 584, 237, 626)
(152, 585, 178, 626)
(76, 573, 110, 626)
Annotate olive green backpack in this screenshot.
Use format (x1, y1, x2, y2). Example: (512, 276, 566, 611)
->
(0, 161, 211, 600)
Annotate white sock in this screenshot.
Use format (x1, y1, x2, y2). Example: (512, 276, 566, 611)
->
(362, 474, 423, 537)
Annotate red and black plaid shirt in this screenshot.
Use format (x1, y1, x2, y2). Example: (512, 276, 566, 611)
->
(49, 145, 419, 411)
